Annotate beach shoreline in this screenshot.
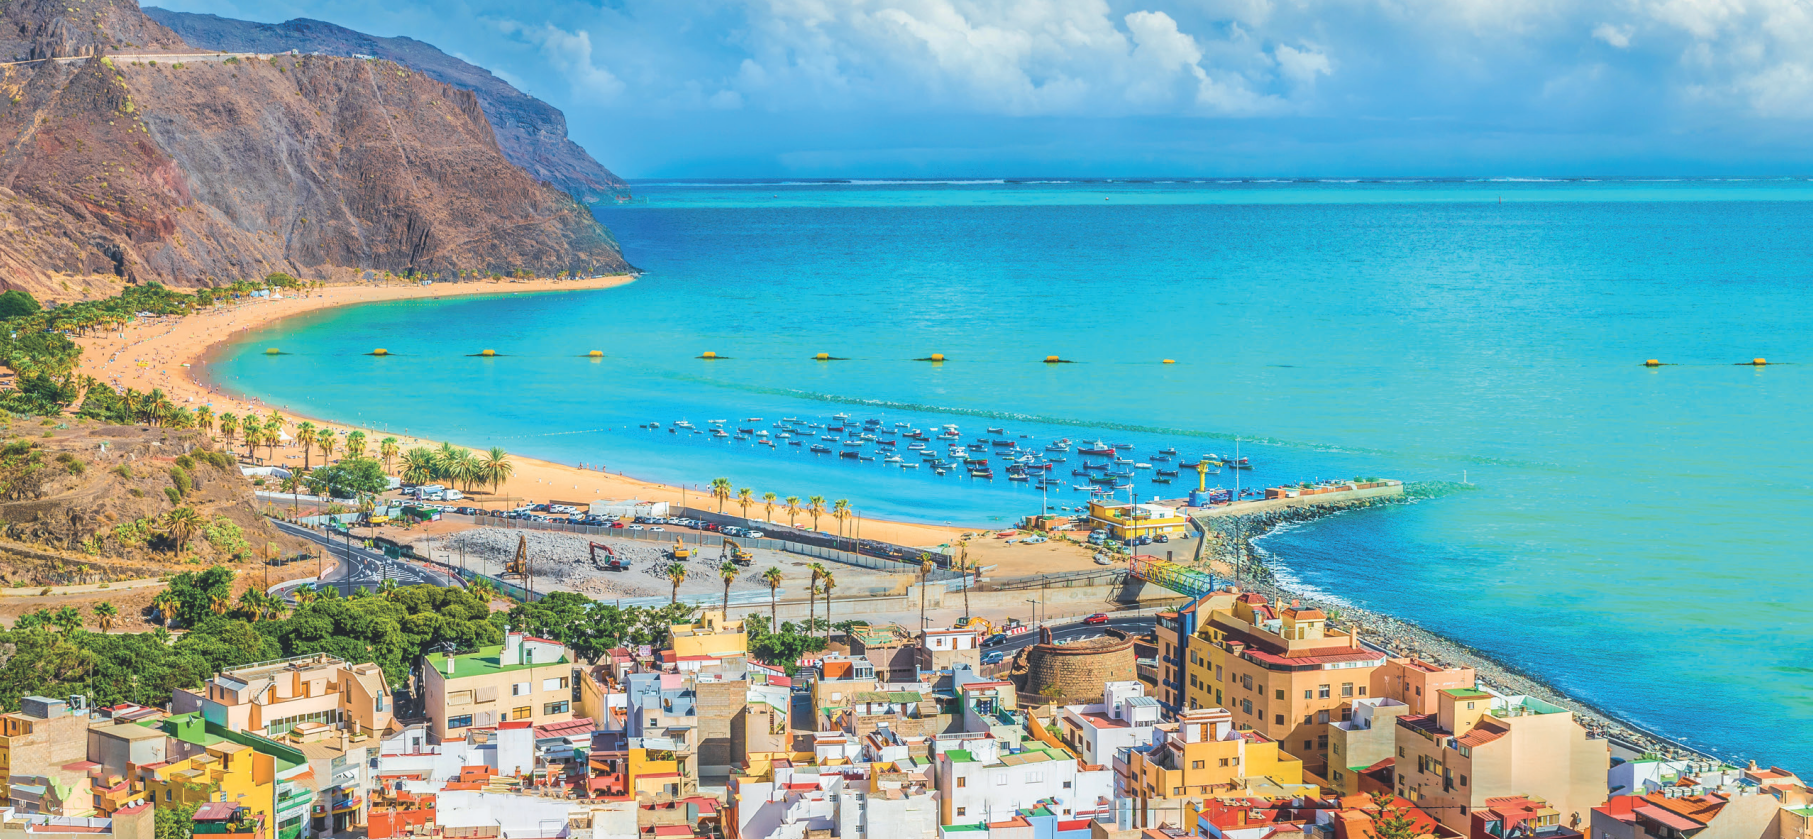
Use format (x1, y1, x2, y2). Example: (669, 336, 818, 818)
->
(1202, 492, 1712, 763)
(71, 277, 969, 549)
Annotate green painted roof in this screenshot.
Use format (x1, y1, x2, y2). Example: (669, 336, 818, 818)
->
(945, 749, 974, 764)
(1441, 688, 1490, 699)
(428, 644, 570, 679)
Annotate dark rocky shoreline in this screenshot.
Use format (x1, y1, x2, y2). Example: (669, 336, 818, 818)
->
(1198, 482, 1708, 761)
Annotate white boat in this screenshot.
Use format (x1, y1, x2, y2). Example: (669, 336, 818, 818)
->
(675, 420, 694, 429)
(884, 455, 903, 463)
(900, 462, 918, 469)
(1135, 463, 1152, 469)
(709, 419, 727, 425)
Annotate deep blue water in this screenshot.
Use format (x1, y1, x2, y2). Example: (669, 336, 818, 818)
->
(213, 178, 1813, 767)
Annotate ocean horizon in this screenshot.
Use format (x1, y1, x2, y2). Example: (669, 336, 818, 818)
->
(211, 176, 1813, 769)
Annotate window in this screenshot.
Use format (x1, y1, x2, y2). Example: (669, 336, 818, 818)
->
(1025, 771, 1043, 784)
(1241, 699, 1253, 715)
(511, 706, 532, 720)
(994, 773, 1007, 786)
(448, 690, 474, 706)
(1458, 745, 1472, 758)
(448, 714, 473, 729)
(1172, 787, 1182, 796)
(956, 778, 967, 788)
(1466, 701, 1476, 710)
(1063, 781, 1071, 789)
(1231, 757, 1239, 766)
(1215, 666, 1222, 680)
(1341, 707, 1353, 722)
(1318, 684, 1331, 699)
(1398, 746, 1406, 757)
(1305, 739, 1313, 750)
(1218, 758, 1229, 768)
(648, 717, 658, 728)
(1359, 687, 1366, 696)
(1459, 774, 1468, 787)
(544, 676, 569, 691)
(1241, 674, 1253, 690)
(1317, 735, 1328, 749)
(1316, 710, 1330, 724)
(544, 701, 569, 715)
(512, 682, 530, 696)
(1192, 760, 1204, 769)
(1275, 714, 1285, 725)
(1341, 682, 1353, 697)
(1215, 690, 1223, 705)
(1304, 689, 1313, 699)
(1274, 689, 1284, 701)
(956, 808, 967, 817)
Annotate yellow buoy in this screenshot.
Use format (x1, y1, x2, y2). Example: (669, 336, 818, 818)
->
(372, 348, 389, 356)
(1753, 358, 1768, 366)
(930, 353, 944, 362)
(1163, 359, 1175, 364)
(480, 349, 496, 357)
(264, 348, 280, 355)
(1045, 355, 1061, 363)
(702, 351, 717, 359)
(588, 350, 603, 357)
(1645, 359, 1660, 367)
(815, 353, 830, 360)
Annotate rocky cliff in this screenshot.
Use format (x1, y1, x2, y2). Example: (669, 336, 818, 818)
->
(144, 9, 627, 204)
(0, 0, 629, 298)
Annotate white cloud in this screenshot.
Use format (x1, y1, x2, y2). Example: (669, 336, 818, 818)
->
(1592, 23, 1633, 48)
(494, 20, 625, 102)
(1274, 43, 1331, 87)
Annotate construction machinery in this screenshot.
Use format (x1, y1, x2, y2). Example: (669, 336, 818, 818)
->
(503, 534, 529, 579)
(589, 542, 630, 572)
(720, 538, 754, 567)
(968, 616, 1025, 638)
(668, 539, 693, 561)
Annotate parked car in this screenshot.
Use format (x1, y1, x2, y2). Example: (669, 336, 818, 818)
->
(746, 531, 764, 539)
(1155, 534, 1170, 543)
(981, 651, 1006, 665)
(628, 525, 644, 531)
(1083, 613, 1109, 625)
(610, 522, 626, 529)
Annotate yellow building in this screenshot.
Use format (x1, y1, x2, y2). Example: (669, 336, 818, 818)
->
(136, 714, 314, 838)
(422, 631, 575, 741)
(0, 696, 95, 810)
(670, 610, 747, 659)
(1087, 500, 1189, 541)
(1122, 708, 1309, 802)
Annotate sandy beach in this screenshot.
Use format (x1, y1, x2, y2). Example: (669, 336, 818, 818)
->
(70, 277, 969, 549)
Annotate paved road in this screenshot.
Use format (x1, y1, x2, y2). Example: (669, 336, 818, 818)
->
(269, 520, 458, 599)
(986, 615, 1157, 656)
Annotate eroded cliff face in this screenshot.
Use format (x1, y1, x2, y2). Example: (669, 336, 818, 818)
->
(145, 10, 627, 203)
(0, 2, 629, 298)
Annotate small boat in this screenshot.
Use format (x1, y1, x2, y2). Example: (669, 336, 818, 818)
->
(1072, 485, 1092, 491)
(776, 432, 789, 438)
(1083, 462, 1108, 471)
(827, 425, 844, 432)
(840, 450, 859, 459)
(992, 439, 1013, 447)
(1159, 447, 1177, 455)
(843, 441, 863, 449)
(675, 420, 694, 429)
(987, 427, 1005, 434)
(1008, 474, 1029, 481)
(738, 426, 755, 434)
(884, 455, 903, 464)
(1135, 463, 1152, 470)
(1045, 442, 1070, 452)
(711, 428, 729, 437)
(1157, 469, 1179, 477)
(859, 455, 876, 461)
(1149, 455, 1171, 462)
(668, 427, 677, 434)
(821, 435, 837, 442)
(788, 440, 802, 446)
(970, 469, 994, 478)
(1114, 457, 1133, 465)
(810, 445, 832, 453)
(1072, 469, 1091, 477)
(1151, 477, 1172, 484)
(935, 469, 947, 476)
(1179, 460, 1200, 468)
(1089, 475, 1116, 485)
(1077, 440, 1114, 455)
(709, 419, 727, 425)
(901, 462, 918, 469)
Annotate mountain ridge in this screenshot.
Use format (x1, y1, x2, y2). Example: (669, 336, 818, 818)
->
(143, 9, 626, 204)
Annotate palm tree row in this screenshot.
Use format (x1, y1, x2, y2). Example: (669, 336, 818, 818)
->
(399, 444, 513, 493)
(713, 480, 855, 540)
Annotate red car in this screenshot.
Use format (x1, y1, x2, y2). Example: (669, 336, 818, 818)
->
(1083, 613, 1109, 625)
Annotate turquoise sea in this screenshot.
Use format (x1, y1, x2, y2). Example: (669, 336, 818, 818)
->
(211, 178, 1813, 766)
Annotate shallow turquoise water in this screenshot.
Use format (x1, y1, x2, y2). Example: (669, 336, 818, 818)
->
(213, 178, 1813, 766)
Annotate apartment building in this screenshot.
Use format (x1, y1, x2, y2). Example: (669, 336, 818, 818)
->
(935, 734, 1112, 826)
(1056, 681, 1162, 783)
(1327, 696, 1411, 795)
(1393, 688, 1609, 836)
(186, 653, 394, 739)
(136, 714, 314, 839)
(1121, 707, 1309, 805)
(421, 631, 575, 742)
(669, 610, 746, 659)
(0, 696, 97, 810)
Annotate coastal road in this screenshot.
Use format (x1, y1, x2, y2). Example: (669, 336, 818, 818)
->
(269, 520, 459, 599)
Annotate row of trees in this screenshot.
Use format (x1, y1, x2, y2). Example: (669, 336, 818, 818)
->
(399, 442, 514, 493)
(706, 478, 859, 536)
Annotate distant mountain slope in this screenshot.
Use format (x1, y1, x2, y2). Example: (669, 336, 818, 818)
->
(145, 9, 626, 203)
(0, 0, 629, 297)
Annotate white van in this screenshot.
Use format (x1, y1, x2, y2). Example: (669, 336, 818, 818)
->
(442, 489, 464, 501)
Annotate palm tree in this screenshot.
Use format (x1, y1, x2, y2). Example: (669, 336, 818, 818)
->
(296, 422, 317, 471)
(94, 602, 118, 633)
(220, 413, 238, 448)
(719, 562, 738, 618)
(377, 578, 400, 601)
(807, 562, 825, 631)
(294, 583, 319, 607)
(345, 430, 367, 460)
(159, 507, 203, 552)
(151, 590, 180, 628)
(280, 473, 303, 514)
(762, 567, 783, 628)
(468, 577, 496, 604)
(807, 496, 826, 531)
(784, 496, 800, 527)
(918, 553, 935, 635)
(241, 425, 260, 460)
(666, 563, 688, 604)
(481, 447, 514, 494)
(761, 492, 777, 524)
(709, 478, 732, 513)
(401, 448, 439, 485)
(209, 594, 231, 616)
(317, 431, 338, 466)
(194, 406, 214, 435)
(263, 414, 283, 460)
(820, 569, 836, 633)
(380, 437, 400, 474)
(832, 499, 850, 542)
(737, 488, 754, 520)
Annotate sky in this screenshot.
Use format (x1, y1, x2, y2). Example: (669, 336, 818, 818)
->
(145, 0, 1813, 178)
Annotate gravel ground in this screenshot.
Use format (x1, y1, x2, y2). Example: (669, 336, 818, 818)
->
(1203, 482, 1708, 761)
(415, 527, 906, 601)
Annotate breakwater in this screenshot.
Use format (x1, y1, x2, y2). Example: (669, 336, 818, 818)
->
(1196, 481, 1700, 760)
